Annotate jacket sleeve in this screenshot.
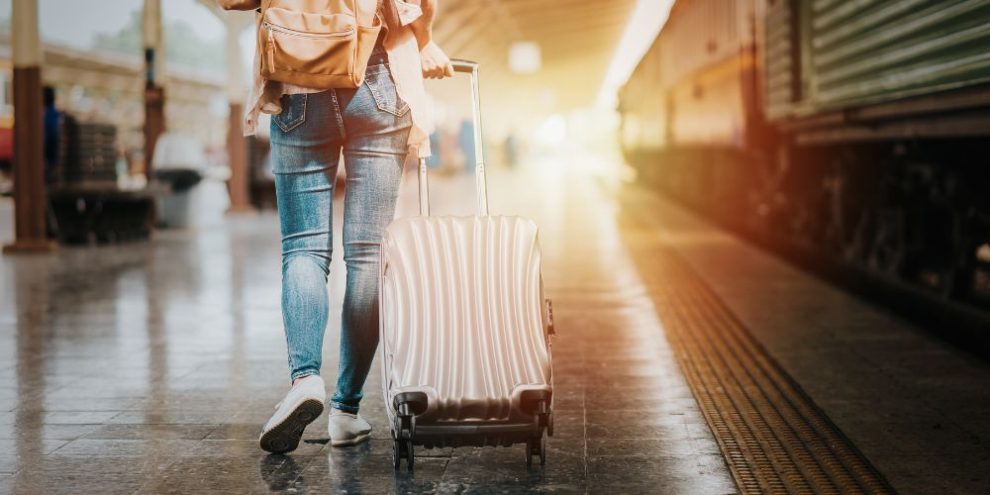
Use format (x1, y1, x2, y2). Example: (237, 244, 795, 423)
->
(218, 0, 261, 11)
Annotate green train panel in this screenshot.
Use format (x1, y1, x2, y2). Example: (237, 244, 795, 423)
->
(764, 0, 799, 120)
(765, 0, 990, 121)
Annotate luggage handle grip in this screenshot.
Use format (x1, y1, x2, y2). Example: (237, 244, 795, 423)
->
(450, 59, 478, 74)
(418, 59, 488, 217)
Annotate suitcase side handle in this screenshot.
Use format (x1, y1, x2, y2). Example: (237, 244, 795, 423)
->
(418, 59, 489, 217)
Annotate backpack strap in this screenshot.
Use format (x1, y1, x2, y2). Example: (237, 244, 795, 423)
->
(380, 0, 402, 35)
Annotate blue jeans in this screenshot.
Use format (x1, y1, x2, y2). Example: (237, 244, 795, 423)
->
(270, 61, 411, 413)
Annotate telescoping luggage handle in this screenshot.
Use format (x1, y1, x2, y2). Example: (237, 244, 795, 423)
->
(417, 59, 489, 217)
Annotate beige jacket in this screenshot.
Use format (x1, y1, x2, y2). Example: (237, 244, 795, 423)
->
(236, 0, 433, 157)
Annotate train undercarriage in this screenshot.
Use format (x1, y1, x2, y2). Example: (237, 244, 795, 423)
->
(630, 136, 990, 318)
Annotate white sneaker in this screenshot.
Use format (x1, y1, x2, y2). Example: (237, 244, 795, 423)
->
(328, 408, 372, 447)
(259, 375, 326, 454)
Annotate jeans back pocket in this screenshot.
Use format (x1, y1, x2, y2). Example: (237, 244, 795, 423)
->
(363, 67, 409, 118)
(274, 93, 308, 133)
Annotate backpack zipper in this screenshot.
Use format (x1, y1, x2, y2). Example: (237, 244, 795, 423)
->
(263, 21, 355, 39)
(267, 27, 275, 71)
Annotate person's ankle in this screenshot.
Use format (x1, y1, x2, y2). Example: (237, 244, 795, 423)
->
(331, 408, 357, 416)
(292, 374, 317, 387)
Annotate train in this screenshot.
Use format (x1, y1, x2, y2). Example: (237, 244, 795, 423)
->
(618, 0, 990, 318)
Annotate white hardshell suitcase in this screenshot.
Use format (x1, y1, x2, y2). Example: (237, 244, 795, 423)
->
(379, 60, 554, 470)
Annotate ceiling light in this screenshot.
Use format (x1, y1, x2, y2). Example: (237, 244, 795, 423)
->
(508, 41, 541, 74)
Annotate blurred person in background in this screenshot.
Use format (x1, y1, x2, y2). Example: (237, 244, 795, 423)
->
(503, 132, 518, 168)
(427, 129, 442, 168)
(218, 0, 453, 454)
(43, 86, 63, 184)
(458, 118, 475, 173)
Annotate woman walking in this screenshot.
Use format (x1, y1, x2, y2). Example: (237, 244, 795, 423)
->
(219, 0, 453, 454)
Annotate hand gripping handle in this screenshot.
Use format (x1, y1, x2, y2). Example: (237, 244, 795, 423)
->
(418, 59, 489, 217)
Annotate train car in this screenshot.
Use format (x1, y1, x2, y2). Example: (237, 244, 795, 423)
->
(620, 0, 772, 221)
(619, 0, 990, 313)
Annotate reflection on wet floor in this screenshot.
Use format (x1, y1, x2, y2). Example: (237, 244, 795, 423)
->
(0, 159, 736, 493)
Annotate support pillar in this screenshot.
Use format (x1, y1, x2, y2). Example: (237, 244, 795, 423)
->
(4, 0, 54, 253)
(224, 15, 254, 213)
(142, 0, 165, 179)
(226, 102, 253, 213)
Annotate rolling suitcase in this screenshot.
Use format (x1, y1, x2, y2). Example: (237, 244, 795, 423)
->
(379, 59, 555, 470)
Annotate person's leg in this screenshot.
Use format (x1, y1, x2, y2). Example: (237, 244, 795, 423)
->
(330, 64, 412, 413)
(270, 90, 343, 382)
(261, 90, 343, 454)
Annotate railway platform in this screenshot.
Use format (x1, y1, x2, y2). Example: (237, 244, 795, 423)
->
(1, 1, 987, 493)
(1, 157, 988, 494)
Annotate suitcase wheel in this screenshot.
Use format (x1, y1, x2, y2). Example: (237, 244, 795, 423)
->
(527, 398, 549, 467)
(526, 433, 546, 467)
(393, 405, 415, 471)
(537, 399, 553, 437)
(392, 435, 414, 471)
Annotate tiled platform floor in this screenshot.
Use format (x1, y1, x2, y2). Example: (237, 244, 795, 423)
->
(615, 184, 990, 495)
(0, 162, 736, 494)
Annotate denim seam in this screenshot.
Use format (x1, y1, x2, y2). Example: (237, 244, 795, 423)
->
(329, 400, 359, 414)
(275, 93, 308, 133)
(271, 165, 337, 176)
(329, 89, 346, 141)
(290, 369, 319, 382)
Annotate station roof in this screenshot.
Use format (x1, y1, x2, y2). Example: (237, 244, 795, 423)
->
(432, 0, 638, 124)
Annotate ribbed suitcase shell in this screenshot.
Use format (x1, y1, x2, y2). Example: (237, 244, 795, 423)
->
(379, 215, 552, 442)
